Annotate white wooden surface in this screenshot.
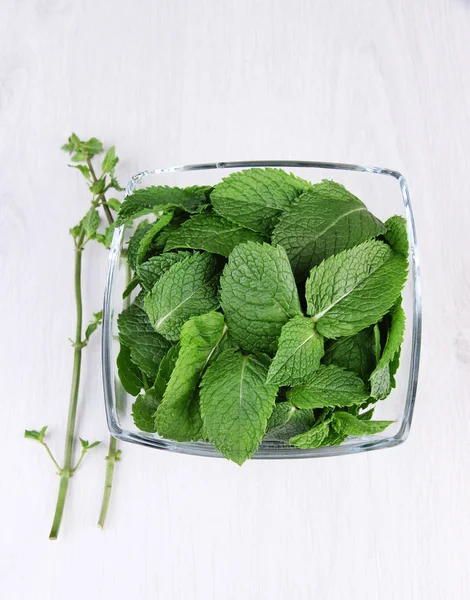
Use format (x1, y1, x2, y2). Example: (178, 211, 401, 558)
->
(2, 1, 470, 598)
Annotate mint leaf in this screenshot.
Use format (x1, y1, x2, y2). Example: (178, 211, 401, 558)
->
(264, 404, 316, 443)
(84, 311, 102, 343)
(116, 185, 210, 226)
(96, 222, 116, 249)
(117, 344, 144, 396)
(144, 253, 220, 341)
(266, 316, 324, 386)
(132, 344, 179, 432)
(127, 221, 152, 271)
(200, 349, 278, 464)
(155, 312, 227, 441)
(289, 420, 330, 449)
(323, 326, 377, 382)
(220, 242, 301, 354)
(370, 300, 406, 399)
(136, 252, 190, 291)
(287, 365, 369, 409)
(132, 388, 161, 433)
(136, 211, 174, 265)
(82, 137, 103, 156)
(118, 293, 171, 378)
(122, 277, 140, 300)
(106, 198, 121, 212)
(153, 344, 180, 399)
(331, 411, 392, 436)
(319, 428, 347, 447)
(272, 181, 386, 279)
(79, 438, 101, 450)
(24, 425, 48, 442)
(102, 146, 118, 173)
(69, 164, 91, 180)
(211, 168, 311, 234)
(81, 207, 100, 241)
(164, 211, 265, 256)
(389, 346, 401, 387)
(89, 179, 106, 194)
(384, 215, 408, 257)
(306, 240, 408, 338)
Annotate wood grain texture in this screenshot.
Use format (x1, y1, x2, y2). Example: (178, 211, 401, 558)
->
(1, 0, 470, 598)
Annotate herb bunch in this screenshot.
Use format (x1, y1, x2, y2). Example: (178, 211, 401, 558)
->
(25, 134, 124, 538)
(116, 169, 409, 465)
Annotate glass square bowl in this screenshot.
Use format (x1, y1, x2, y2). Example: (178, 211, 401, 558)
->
(102, 161, 421, 460)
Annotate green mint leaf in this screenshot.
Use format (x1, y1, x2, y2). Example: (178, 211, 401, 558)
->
(264, 404, 316, 443)
(82, 137, 103, 156)
(71, 151, 86, 162)
(79, 438, 100, 450)
(200, 349, 278, 465)
(84, 310, 102, 342)
(102, 146, 119, 173)
(319, 428, 347, 447)
(122, 277, 140, 299)
(24, 425, 48, 442)
(109, 176, 124, 191)
(211, 168, 310, 234)
(272, 181, 386, 279)
(331, 411, 392, 436)
(126, 221, 152, 271)
(70, 223, 83, 240)
(306, 240, 408, 338)
(96, 224, 116, 249)
(266, 316, 324, 386)
(289, 420, 330, 449)
(118, 293, 172, 379)
(89, 178, 106, 194)
(106, 198, 121, 212)
(116, 185, 210, 226)
(153, 344, 180, 400)
(164, 210, 265, 257)
(384, 215, 408, 257)
(323, 326, 377, 382)
(136, 252, 190, 291)
(136, 211, 174, 265)
(132, 388, 161, 432)
(116, 344, 144, 396)
(155, 312, 227, 441)
(69, 164, 91, 180)
(286, 364, 369, 409)
(220, 242, 301, 354)
(81, 207, 100, 241)
(370, 300, 406, 399)
(389, 346, 401, 387)
(358, 407, 375, 420)
(144, 253, 220, 341)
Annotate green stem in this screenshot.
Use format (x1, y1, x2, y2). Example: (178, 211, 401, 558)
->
(49, 243, 84, 540)
(97, 436, 119, 529)
(86, 158, 114, 224)
(95, 183, 120, 530)
(70, 448, 87, 475)
(40, 442, 62, 473)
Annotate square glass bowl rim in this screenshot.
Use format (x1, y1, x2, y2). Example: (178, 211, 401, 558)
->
(102, 160, 421, 460)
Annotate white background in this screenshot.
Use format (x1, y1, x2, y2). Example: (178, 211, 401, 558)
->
(1, 1, 469, 598)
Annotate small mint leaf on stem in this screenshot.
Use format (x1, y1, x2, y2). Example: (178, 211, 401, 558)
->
(89, 178, 106, 195)
(102, 146, 118, 173)
(24, 426, 62, 472)
(106, 198, 121, 211)
(24, 425, 48, 442)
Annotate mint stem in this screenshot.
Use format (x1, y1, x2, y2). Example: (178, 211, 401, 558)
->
(97, 436, 119, 529)
(90, 166, 120, 531)
(49, 243, 84, 540)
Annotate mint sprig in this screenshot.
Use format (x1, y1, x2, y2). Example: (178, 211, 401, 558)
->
(25, 134, 123, 538)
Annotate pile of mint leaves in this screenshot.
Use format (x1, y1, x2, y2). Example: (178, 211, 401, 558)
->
(115, 169, 408, 465)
